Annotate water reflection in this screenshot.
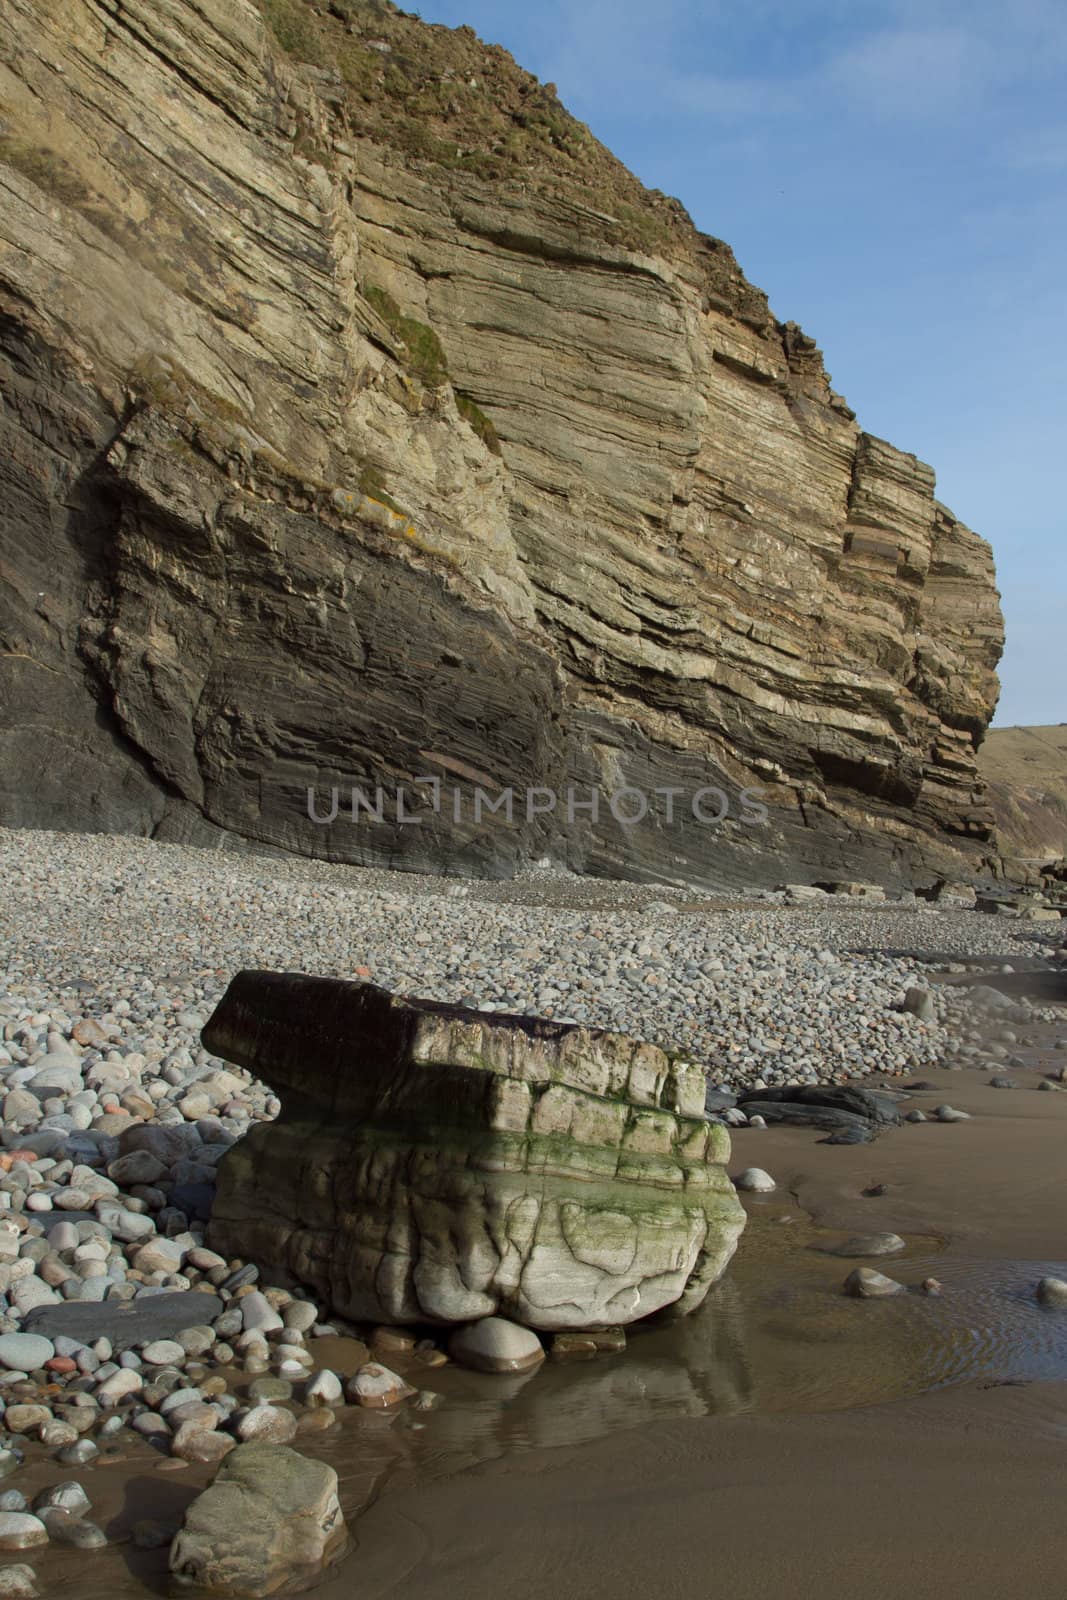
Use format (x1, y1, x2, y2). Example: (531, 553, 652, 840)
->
(315, 1211, 1067, 1520)
(29, 1211, 1067, 1600)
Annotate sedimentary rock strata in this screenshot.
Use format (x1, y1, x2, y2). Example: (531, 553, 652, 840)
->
(0, 0, 1003, 887)
(205, 972, 747, 1331)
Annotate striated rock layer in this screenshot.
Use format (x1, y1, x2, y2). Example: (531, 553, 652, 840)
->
(0, 0, 1003, 887)
(205, 972, 747, 1331)
(978, 726, 1067, 868)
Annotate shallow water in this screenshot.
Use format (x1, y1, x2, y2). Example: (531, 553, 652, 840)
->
(33, 1203, 1067, 1598)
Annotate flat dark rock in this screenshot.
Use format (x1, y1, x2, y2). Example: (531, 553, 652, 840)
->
(22, 1290, 223, 1351)
(36, 1212, 98, 1232)
(168, 1182, 215, 1222)
(737, 1102, 875, 1133)
(704, 1089, 738, 1113)
(739, 1085, 901, 1127)
(818, 1126, 875, 1144)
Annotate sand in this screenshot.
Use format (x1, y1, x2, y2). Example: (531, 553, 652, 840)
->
(343, 1055, 1067, 1600)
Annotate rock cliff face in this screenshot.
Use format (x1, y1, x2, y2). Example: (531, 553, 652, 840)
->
(0, 0, 1004, 888)
(979, 726, 1067, 866)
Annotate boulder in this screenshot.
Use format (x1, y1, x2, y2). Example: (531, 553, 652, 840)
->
(169, 1444, 347, 1596)
(206, 974, 745, 1332)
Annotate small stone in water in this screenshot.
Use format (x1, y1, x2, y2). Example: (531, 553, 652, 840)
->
(0, 1564, 38, 1598)
(346, 1363, 418, 1407)
(0, 1514, 48, 1551)
(733, 1168, 775, 1193)
(825, 1233, 906, 1258)
(843, 1267, 905, 1298)
(448, 1318, 545, 1376)
(32, 1482, 90, 1517)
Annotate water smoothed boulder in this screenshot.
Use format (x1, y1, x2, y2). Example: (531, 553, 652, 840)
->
(205, 973, 746, 1333)
(169, 1443, 347, 1597)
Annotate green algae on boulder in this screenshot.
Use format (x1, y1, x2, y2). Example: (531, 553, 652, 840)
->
(205, 972, 746, 1332)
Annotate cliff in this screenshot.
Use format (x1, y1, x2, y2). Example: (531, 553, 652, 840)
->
(0, 0, 1004, 888)
(979, 726, 1067, 866)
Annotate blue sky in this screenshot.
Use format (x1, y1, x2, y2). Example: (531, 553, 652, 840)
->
(415, 0, 1066, 726)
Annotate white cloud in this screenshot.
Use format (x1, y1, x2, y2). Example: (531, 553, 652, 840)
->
(825, 26, 997, 115)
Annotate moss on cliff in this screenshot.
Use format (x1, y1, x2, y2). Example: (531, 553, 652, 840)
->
(456, 394, 501, 456)
(362, 283, 501, 453)
(363, 284, 449, 388)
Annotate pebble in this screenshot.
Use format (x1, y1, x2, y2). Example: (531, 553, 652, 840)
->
(141, 1340, 186, 1366)
(305, 1370, 343, 1408)
(447, 1318, 545, 1375)
(733, 1168, 776, 1193)
(1036, 1277, 1067, 1307)
(826, 1233, 906, 1258)
(171, 1424, 234, 1465)
(843, 1268, 906, 1298)
(55, 1440, 98, 1466)
(32, 1482, 90, 1516)
(346, 1363, 419, 1406)
(0, 1336, 54, 1373)
(239, 1292, 284, 1334)
(935, 1105, 971, 1122)
(3, 1407, 52, 1436)
(37, 1511, 105, 1549)
(0, 1565, 38, 1598)
(0, 1513, 48, 1551)
(235, 1404, 297, 1444)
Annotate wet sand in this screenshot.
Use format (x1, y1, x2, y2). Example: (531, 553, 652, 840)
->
(344, 1054, 1067, 1600)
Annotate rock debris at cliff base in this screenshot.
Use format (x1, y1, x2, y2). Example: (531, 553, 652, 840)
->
(1, 829, 1060, 1098)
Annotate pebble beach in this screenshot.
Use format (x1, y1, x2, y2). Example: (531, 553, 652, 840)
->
(0, 825, 1065, 1599)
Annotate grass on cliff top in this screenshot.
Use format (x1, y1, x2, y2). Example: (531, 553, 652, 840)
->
(255, 0, 685, 256)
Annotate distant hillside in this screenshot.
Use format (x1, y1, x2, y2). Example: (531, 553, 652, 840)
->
(980, 726, 1067, 863)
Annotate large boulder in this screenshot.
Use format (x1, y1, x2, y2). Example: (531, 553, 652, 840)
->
(205, 973, 746, 1332)
(169, 1443, 347, 1596)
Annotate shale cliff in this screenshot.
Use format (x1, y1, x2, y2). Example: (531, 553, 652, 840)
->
(979, 726, 1067, 865)
(0, 0, 1005, 889)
